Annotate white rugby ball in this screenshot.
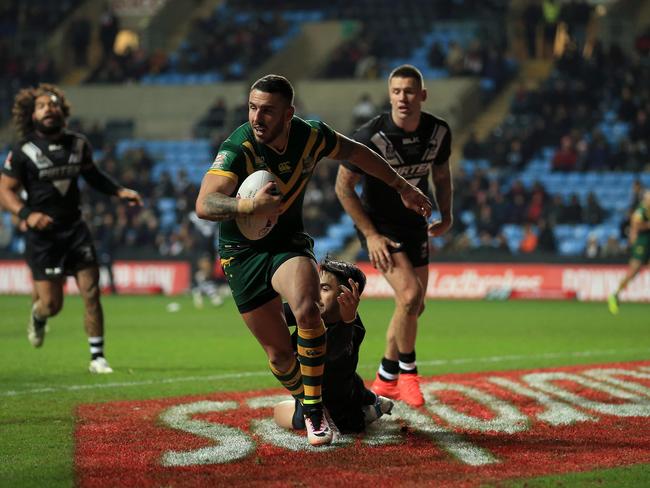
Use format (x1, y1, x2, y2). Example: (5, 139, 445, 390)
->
(236, 170, 279, 240)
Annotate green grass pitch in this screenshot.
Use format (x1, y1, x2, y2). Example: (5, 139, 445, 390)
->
(0, 294, 648, 487)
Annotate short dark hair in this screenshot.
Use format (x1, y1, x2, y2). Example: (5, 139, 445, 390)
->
(320, 258, 366, 296)
(250, 74, 294, 105)
(389, 64, 424, 89)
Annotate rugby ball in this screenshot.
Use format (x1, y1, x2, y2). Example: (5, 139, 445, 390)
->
(236, 170, 279, 240)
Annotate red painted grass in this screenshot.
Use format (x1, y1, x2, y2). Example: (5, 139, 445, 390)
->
(75, 361, 650, 487)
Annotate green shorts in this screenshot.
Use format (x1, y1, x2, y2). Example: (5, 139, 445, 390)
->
(631, 235, 650, 263)
(220, 233, 315, 313)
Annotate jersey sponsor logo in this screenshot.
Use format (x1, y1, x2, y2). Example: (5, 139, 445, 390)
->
(278, 161, 292, 174)
(395, 162, 430, 178)
(402, 136, 420, 144)
(3, 151, 12, 170)
(74, 361, 650, 486)
(210, 153, 227, 171)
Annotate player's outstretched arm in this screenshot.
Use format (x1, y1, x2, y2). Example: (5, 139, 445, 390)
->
(332, 133, 432, 217)
(335, 166, 401, 272)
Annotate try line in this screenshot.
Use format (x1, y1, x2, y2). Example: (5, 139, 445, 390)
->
(3, 347, 650, 397)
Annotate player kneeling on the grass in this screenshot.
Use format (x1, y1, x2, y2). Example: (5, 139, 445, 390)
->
(0, 83, 142, 374)
(274, 258, 394, 434)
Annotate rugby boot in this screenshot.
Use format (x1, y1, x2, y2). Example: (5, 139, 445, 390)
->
(27, 305, 47, 348)
(303, 405, 333, 446)
(89, 357, 114, 374)
(363, 394, 394, 425)
(398, 373, 425, 407)
(608, 294, 620, 315)
(371, 373, 400, 400)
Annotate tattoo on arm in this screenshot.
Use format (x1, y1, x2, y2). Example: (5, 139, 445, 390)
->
(201, 192, 239, 221)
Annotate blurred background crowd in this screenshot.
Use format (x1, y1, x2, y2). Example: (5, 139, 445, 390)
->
(1, 0, 649, 275)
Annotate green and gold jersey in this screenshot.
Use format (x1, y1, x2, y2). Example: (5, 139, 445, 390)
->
(633, 204, 650, 241)
(207, 116, 340, 253)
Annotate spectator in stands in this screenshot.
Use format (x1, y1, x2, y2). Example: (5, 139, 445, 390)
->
(99, 5, 119, 60)
(505, 138, 526, 171)
(488, 183, 509, 222)
(462, 130, 484, 160)
(585, 130, 611, 171)
(93, 212, 118, 295)
(508, 193, 528, 224)
(560, 1, 592, 51)
(154, 171, 176, 199)
(446, 41, 465, 76)
(617, 86, 638, 123)
(195, 97, 228, 138)
(463, 40, 484, 76)
(537, 219, 557, 253)
(427, 41, 446, 69)
(584, 233, 600, 259)
(629, 109, 650, 144)
(552, 134, 578, 172)
(352, 93, 377, 128)
(519, 223, 538, 253)
(541, 0, 561, 57)
(545, 194, 564, 225)
(69, 17, 91, 67)
(527, 191, 545, 223)
(601, 234, 625, 259)
(583, 192, 604, 225)
(476, 203, 499, 238)
(560, 194, 583, 224)
(635, 25, 650, 56)
(630, 179, 644, 209)
(522, 0, 543, 59)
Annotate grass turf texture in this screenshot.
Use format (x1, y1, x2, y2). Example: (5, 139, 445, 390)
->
(0, 294, 648, 487)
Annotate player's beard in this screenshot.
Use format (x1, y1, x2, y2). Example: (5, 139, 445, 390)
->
(253, 120, 284, 146)
(34, 115, 64, 135)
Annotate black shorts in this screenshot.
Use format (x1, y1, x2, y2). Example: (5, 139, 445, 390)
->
(357, 225, 429, 268)
(26, 220, 98, 281)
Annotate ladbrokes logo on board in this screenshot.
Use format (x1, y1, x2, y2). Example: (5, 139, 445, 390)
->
(75, 361, 650, 487)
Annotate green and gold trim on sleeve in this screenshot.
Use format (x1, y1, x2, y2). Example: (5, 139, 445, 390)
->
(206, 168, 238, 184)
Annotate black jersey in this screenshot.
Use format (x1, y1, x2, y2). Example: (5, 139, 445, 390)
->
(284, 303, 366, 403)
(2, 130, 117, 226)
(343, 112, 452, 232)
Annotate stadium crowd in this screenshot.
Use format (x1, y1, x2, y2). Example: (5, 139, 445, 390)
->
(1, 0, 649, 266)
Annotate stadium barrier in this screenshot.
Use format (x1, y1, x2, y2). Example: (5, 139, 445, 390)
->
(356, 262, 650, 302)
(0, 260, 190, 295)
(1, 260, 647, 301)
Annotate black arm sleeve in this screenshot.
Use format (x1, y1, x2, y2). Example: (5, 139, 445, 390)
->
(82, 164, 121, 196)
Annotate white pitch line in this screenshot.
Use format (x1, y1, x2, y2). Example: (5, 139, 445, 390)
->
(2, 347, 650, 397)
